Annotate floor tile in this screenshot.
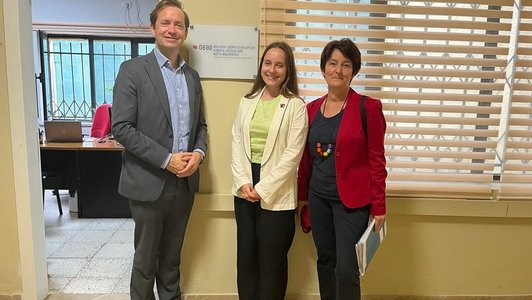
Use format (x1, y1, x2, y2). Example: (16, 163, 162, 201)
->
(93, 243, 134, 259)
(92, 294, 130, 300)
(47, 258, 89, 277)
(45, 217, 93, 231)
(44, 197, 93, 230)
(69, 229, 115, 244)
(112, 274, 130, 294)
(47, 277, 72, 292)
(45, 293, 130, 300)
(77, 258, 131, 278)
(49, 242, 104, 258)
(46, 242, 64, 256)
(63, 277, 121, 294)
(122, 261, 133, 277)
(108, 230, 134, 243)
(44, 191, 136, 296)
(44, 228, 78, 243)
(119, 219, 135, 231)
(84, 219, 127, 231)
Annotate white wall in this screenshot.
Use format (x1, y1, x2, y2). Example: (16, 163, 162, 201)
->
(32, 0, 154, 26)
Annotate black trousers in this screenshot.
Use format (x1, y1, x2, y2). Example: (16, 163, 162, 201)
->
(309, 191, 370, 300)
(234, 163, 296, 300)
(129, 174, 195, 300)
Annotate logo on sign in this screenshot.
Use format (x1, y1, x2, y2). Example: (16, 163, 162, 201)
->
(192, 44, 213, 50)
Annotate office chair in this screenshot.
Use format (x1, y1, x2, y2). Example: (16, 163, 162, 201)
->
(42, 171, 63, 215)
(90, 103, 112, 138)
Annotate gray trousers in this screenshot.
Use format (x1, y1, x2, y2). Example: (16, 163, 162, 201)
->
(129, 174, 195, 300)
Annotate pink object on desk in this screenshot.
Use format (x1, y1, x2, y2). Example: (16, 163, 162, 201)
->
(90, 103, 112, 138)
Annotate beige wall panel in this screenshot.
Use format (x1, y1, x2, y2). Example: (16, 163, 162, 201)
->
(363, 215, 532, 295)
(198, 81, 254, 194)
(182, 0, 260, 26)
(182, 0, 261, 195)
(0, 0, 22, 293)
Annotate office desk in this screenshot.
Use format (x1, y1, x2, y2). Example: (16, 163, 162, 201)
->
(40, 138, 131, 218)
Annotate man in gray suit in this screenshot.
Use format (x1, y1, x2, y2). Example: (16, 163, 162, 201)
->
(111, 1, 207, 299)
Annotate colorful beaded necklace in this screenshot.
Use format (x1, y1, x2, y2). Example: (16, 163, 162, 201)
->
(316, 96, 348, 158)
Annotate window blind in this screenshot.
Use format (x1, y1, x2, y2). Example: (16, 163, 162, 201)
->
(499, 1, 532, 199)
(262, 0, 531, 200)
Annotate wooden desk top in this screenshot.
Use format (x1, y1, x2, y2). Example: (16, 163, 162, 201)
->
(40, 137, 123, 151)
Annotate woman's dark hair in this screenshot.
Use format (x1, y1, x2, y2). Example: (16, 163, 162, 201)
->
(245, 41, 299, 99)
(320, 38, 361, 78)
(150, 0, 190, 29)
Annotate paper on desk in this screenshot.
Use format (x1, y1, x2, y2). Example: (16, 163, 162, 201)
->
(355, 218, 387, 276)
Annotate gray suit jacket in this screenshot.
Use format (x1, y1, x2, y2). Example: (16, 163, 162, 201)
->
(112, 51, 207, 201)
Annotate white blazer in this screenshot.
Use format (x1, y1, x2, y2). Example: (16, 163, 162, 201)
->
(231, 89, 308, 211)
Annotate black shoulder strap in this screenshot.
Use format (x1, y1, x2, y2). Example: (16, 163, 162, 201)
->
(360, 96, 367, 142)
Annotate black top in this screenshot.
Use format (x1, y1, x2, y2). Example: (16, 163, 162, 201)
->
(308, 109, 344, 200)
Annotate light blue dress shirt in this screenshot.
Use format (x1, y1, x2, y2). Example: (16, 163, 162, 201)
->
(154, 48, 204, 168)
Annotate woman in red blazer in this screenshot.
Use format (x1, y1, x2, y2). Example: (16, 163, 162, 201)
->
(297, 38, 387, 300)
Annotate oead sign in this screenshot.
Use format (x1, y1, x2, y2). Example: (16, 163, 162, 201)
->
(189, 25, 259, 79)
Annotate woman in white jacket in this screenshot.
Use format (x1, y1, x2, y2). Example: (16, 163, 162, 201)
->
(231, 41, 308, 300)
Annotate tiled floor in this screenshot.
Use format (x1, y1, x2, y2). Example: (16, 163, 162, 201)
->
(44, 190, 134, 296)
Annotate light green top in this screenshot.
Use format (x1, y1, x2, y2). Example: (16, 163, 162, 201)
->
(250, 95, 281, 163)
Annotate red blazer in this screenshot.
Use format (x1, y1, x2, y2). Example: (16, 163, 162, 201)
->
(297, 88, 387, 216)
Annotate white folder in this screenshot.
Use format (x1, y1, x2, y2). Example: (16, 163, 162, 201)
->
(355, 218, 387, 276)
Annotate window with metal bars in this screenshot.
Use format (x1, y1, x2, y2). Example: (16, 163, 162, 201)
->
(39, 33, 155, 121)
